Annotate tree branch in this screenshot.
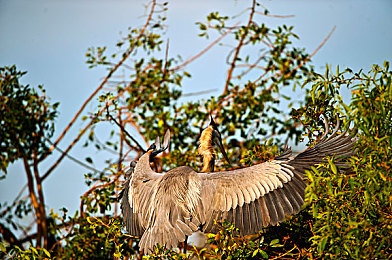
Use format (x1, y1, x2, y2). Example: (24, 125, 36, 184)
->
(22, 157, 42, 247)
(169, 22, 238, 71)
(45, 0, 157, 158)
(255, 10, 295, 18)
(0, 222, 23, 248)
(223, 0, 256, 94)
(33, 156, 48, 248)
(46, 138, 101, 173)
(106, 107, 146, 153)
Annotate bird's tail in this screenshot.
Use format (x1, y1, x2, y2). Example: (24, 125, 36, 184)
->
(139, 219, 193, 253)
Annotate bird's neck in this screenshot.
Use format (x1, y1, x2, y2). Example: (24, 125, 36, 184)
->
(198, 126, 216, 173)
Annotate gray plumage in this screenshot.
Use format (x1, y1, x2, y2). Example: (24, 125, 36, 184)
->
(120, 122, 357, 252)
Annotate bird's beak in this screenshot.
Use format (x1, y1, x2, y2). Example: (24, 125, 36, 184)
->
(216, 137, 230, 164)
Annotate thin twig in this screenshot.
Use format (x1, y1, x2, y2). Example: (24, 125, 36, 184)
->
(254, 26, 336, 85)
(233, 51, 268, 79)
(283, 25, 336, 80)
(46, 138, 100, 173)
(182, 88, 219, 97)
(106, 107, 146, 153)
(42, 87, 129, 181)
(169, 22, 239, 71)
(255, 10, 295, 18)
(45, 0, 157, 158)
(223, 0, 256, 94)
(42, 2, 157, 181)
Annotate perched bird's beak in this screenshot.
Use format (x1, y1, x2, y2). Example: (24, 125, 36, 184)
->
(216, 136, 230, 164)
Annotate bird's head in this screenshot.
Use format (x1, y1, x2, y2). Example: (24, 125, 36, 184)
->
(206, 116, 230, 164)
(147, 129, 170, 159)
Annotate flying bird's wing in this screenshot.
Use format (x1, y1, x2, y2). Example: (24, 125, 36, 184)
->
(197, 131, 356, 235)
(121, 125, 357, 252)
(121, 130, 171, 238)
(120, 153, 162, 237)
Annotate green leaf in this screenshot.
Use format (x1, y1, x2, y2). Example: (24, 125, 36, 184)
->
(270, 238, 279, 246)
(43, 248, 51, 257)
(318, 236, 329, 253)
(0, 242, 6, 253)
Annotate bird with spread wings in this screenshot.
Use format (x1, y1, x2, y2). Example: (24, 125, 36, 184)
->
(120, 118, 357, 252)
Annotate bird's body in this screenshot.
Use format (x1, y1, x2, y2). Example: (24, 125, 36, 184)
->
(198, 125, 218, 173)
(121, 120, 357, 253)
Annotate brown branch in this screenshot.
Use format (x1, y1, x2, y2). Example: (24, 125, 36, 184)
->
(283, 25, 336, 80)
(0, 222, 23, 248)
(22, 157, 42, 247)
(46, 138, 100, 173)
(33, 156, 48, 248)
(45, 0, 157, 158)
(106, 107, 146, 153)
(233, 52, 268, 79)
(41, 87, 128, 181)
(115, 111, 124, 216)
(253, 26, 336, 85)
(80, 175, 120, 218)
(169, 22, 238, 71)
(255, 10, 295, 18)
(223, 0, 256, 94)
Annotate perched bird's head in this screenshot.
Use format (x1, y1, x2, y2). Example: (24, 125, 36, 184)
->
(198, 116, 230, 164)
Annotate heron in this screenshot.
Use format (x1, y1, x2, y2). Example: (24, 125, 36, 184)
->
(120, 117, 357, 253)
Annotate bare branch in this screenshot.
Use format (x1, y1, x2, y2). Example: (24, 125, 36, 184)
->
(46, 0, 157, 158)
(106, 107, 146, 153)
(255, 10, 295, 18)
(223, 0, 257, 94)
(169, 22, 238, 71)
(32, 155, 48, 248)
(22, 157, 42, 247)
(0, 222, 23, 248)
(182, 88, 219, 97)
(46, 138, 101, 173)
(41, 87, 128, 181)
(233, 51, 268, 79)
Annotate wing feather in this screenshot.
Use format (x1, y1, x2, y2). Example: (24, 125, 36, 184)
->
(269, 192, 285, 223)
(198, 132, 356, 235)
(124, 128, 356, 250)
(242, 185, 252, 204)
(259, 197, 270, 226)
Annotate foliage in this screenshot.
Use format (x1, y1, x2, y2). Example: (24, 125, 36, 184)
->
(1, 0, 391, 259)
(206, 221, 269, 259)
(0, 65, 59, 250)
(0, 241, 51, 260)
(241, 139, 278, 167)
(300, 62, 392, 259)
(0, 65, 58, 173)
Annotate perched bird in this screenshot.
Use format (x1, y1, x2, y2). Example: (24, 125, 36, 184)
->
(198, 116, 230, 172)
(120, 117, 357, 253)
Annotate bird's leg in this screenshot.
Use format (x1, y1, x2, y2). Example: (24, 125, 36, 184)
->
(183, 236, 188, 254)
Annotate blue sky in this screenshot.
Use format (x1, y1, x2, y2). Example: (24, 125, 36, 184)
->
(1, 0, 391, 223)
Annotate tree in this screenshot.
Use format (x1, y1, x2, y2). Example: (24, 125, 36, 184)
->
(1, 0, 391, 259)
(0, 65, 58, 250)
